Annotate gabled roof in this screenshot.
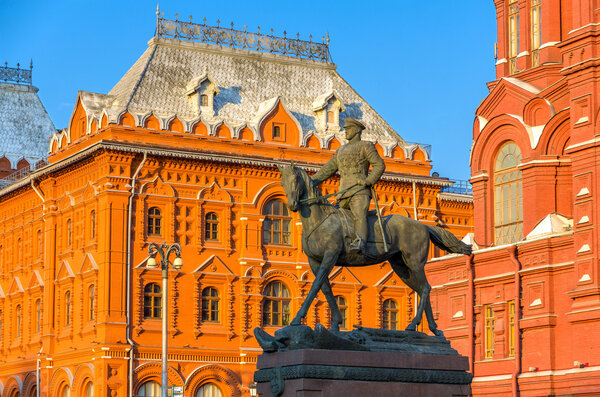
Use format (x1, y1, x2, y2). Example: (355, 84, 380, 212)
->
(100, 37, 405, 145)
(526, 213, 573, 240)
(0, 82, 55, 166)
(476, 77, 540, 120)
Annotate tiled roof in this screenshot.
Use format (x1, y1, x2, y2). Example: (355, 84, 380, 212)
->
(90, 37, 407, 147)
(0, 82, 55, 167)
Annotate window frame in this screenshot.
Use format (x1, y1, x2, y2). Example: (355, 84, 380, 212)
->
(335, 295, 348, 330)
(382, 298, 398, 330)
(484, 305, 495, 359)
(493, 141, 523, 245)
(201, 287, 220, 323)
(262, 198, 292, 246)
(147, 207, 162, 237)
(205, 212, 219, 241)
(262, 281, 291, 327)
(143, 282, 162, 319)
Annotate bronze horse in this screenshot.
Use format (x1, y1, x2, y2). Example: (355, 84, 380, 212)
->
(277, 162, 471, 337)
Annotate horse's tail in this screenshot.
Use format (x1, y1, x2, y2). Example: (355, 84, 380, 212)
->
(427, 225, 472, 255)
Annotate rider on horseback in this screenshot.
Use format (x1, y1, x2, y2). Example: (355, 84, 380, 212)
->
(311, 118, 385, 255)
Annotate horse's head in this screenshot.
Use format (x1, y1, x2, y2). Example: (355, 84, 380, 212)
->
(277, 160, 304, 212)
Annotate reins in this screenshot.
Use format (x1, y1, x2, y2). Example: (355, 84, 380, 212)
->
(298, 183, 359, 205)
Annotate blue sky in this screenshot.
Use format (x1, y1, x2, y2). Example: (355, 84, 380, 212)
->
(0, 1, 496, 181)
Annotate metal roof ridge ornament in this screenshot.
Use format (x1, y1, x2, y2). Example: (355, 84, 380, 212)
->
(155, 13, 330, 62)
(0, 61, 33, 85)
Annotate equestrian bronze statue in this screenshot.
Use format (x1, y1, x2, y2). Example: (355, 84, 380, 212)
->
(312, 118, 385, 255)
(276, 159, 471, 337)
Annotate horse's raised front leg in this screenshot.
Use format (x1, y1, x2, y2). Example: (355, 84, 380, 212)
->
(291, 250, 339, 326)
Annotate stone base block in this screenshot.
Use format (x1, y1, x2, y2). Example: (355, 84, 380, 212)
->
(255, 349, 472, 397)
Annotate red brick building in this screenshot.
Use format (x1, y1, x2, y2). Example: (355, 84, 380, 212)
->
(428, 0, 600, 394)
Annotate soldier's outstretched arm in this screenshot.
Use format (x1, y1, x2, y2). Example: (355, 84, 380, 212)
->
(311, 154, 338, 186)
(364, 142, 386, 186)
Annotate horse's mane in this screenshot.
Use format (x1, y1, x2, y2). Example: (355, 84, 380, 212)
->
(295, 166, 334, 208)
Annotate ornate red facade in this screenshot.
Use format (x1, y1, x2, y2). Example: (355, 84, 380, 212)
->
(429, 0, 600, 395)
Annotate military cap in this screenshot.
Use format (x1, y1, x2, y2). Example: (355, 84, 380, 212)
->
(343, 118, 365, 131)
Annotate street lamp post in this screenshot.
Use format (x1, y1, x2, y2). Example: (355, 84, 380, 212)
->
(147, 242, 183, 397)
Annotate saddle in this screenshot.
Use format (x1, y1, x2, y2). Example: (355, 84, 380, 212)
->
(336, 208, 389, 258)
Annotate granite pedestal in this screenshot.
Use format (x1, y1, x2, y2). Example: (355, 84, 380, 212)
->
(255, 348, 472, 397)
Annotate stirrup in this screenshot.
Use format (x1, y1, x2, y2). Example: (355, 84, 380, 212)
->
(349, 237, 364, 253)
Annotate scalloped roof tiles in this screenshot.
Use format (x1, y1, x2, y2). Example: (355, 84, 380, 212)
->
(0, 82, 55, 166)
(103, 37, 405, 146)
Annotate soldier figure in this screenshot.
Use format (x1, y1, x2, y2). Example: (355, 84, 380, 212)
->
(312, 118, 385, 254)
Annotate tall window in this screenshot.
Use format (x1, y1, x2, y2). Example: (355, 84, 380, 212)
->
(201, 287, 220, 323)
(0, 310, 3, 341)
(90, 210, 96, 239)
(382, 299, 398, 330)
(144, 283, 162, 319)
(335, 295, 348, 330)
(37, 230, 42, 258)
(88, 285, 96, 321)
(61, 385, 71, 397)
(17, 238, 22, 264)
(36, 299, 42, 333)
(65, 291, 72, 326)
(16, 305, 22, 337)
(137, 381, 160, 397)
(205, 212, 219, 241)
(508, 301, 516, 356)
(484, 305, 495, 359)
(263, 199, 291, 245)
(196, 383, 223, 397)
(494, 142, 523, 244)
(263, 281, 291, 326)
(509, 0, 520, 74)
(66, 219, 72, 246)
(531, 0, 542, 67)
(148, 207, 162, 237)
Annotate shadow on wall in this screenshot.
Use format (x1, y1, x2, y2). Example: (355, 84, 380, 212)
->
(214, 86, 242, 113)
(291, 112, 315, 131)
(340, 103, 364, 126)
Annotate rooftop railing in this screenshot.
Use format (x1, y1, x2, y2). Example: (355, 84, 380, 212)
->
(0, 61, 33, 85)
(0, 159, 48, 189)
(440, 179, 472, 195)
(155, 10, 330, 62)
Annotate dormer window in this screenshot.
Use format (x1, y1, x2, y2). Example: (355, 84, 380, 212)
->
(327, 111, 334, 123)
(273, 124, 282, 139)
(186, 73, 220, 118)
(312, 91, 345, 133)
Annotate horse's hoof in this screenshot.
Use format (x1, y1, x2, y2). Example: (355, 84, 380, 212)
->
(432, 329, 445, 337)
(405, 324, 417, 332)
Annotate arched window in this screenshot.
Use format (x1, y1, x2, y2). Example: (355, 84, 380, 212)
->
(382, 299, 398, 330)
(335, 295, 348, 330)
(29, 386, 36, 397)
(494, 142, 523, 245)
(88, 285, 95, 321)
(263, 281, 291, 326)
(148, 207, 162, 237)
(66, 219, 72, 246)
(10, 390, 21, 397)
(196, 383, 223, 397)
(37, 230, 42, 258)
(84, 382, 94, 397)
(263, 199, 291, 245)
(144, 283, 162, 319)
(205, 212, 219, 241)
(36, 299, 42, 333)
(65, 291, 72, 326)
(90, 210, 96, 239)
(16, 304, 22, 337)
(201, 287, 220, 323)
(137, 381, 160, 397)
